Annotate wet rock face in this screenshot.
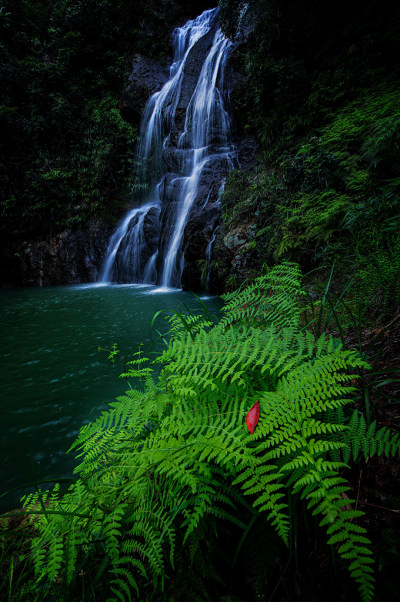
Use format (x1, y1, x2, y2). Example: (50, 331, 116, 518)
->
(119, 54, 170, 126)
(181, 203, 219, 291)
(2, 221, 113, 287)
(143, 207, 161, 251)
(216, 221, 259, 289)
(236, 135, 260, 170)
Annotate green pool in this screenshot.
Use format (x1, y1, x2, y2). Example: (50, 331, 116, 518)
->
(0, 283, 221, 511)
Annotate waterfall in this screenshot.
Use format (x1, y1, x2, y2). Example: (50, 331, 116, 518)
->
(100, 7, 236, 288)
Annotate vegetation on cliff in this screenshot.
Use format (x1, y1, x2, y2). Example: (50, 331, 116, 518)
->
(217, 0, 400, 324)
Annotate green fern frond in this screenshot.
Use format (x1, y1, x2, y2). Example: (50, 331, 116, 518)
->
(343, 410, 400, 462)
(221, 262, 305, 328)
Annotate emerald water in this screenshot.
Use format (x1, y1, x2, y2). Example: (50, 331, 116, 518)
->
(0, 284, 221, 511)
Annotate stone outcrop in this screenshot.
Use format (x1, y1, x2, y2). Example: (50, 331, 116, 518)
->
(2, 221, 112, 287)
(119, 54, 170, 125)
(203, 220, 260, 292)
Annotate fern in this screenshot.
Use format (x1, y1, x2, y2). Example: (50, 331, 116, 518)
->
(343, 410, 400, 462)
(220, 262, 305, 328)
(23, 262, 399, 601)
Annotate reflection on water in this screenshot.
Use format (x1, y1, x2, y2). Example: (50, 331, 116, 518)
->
(0, 284, 221, 510)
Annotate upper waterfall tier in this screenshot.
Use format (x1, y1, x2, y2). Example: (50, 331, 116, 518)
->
(100, 7, 237, 290)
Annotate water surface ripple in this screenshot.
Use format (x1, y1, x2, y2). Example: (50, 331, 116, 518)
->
(0, 284, 221, 510)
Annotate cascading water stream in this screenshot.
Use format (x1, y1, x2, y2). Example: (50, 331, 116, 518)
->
(100, 8, 236, 288)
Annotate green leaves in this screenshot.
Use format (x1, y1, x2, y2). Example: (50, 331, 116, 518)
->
(343, 410, 400, 463)
(23, 262, 399, 600)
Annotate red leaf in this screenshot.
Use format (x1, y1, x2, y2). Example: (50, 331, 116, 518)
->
(246, 400, 260, 434)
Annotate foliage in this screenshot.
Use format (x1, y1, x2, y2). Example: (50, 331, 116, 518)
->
(218, 79, 400, 321)
(19, 263, 400, 600)
(0, 0, 135, 238)
(216, 0, 400, 321)
(0, 513, 37, 602)
(353, 236, 400, 321)
(275, 191, 352, 259)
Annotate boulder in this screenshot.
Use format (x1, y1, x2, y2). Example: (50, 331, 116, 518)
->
(223, 223, 256, 251)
